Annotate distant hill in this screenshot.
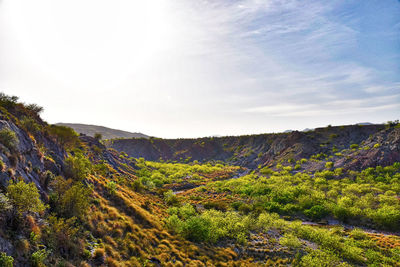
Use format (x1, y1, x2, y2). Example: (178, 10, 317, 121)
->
(105, 123, 400, 170)
(55, 123, 149, 140)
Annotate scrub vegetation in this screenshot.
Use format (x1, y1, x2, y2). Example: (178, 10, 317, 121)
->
(0, 93, 399, 266)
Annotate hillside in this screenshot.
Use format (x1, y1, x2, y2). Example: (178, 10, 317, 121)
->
(105, 123, 400, 171)
(56, 123, 149, 140)
(0, 93, 399, 266)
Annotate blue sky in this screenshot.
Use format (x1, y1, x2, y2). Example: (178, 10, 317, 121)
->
(0, 0, 399, 138)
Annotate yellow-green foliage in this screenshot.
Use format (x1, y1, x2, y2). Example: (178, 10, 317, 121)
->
(48, 125, 79, 147)
(64, 152, 92, 181)
(0, 128, 18, 151)
(7, 180, 46, 215)
(135, 159, 240, 188)
(279, 233, 302, 249)
(0, 252, 13, 267)
(50, 176, 91, 219)
(207, 163, 400, 230)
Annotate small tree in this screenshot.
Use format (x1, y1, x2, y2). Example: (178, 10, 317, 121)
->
(48, 125, 79, 148)
(20, 116, 41, 134)
(64, 152, 92, 181)
(0, 93, 18, 109)
(7, 180, 46, 216)
(0, 252, 13, 267)
(94, 133, 102, 141)
(43, 215, 81, 256)
(25, 103, 44, 114)
(59, 182, 91, 219)
(164, 190, 179, 206)
(0, 193, 11, 212)
(0, 128, 18, 151)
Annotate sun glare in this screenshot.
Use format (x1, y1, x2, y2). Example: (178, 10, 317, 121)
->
(6, 0, 175, 89)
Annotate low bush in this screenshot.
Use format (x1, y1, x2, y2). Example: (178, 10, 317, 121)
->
(64, 152, 92, 181)
(0, 193, 11, 212)
(0, 93, 18, 109)
(7, 180, 46, 216)
(350, 144, 359, 149)
(0, 252, 13, 267)
(31, 249, 49, 267)
(279, 233, 302, 249)
(106, 181, 117, 195)
(42, 215, 82, 257)
(164, 190, 180, 206)
(48, 125, 79, 148)
(0, 128, 18, 151)
(50, 176, 91, 219)
(304, 205, 329, 221)
(203, 201, 228, 211)
(20, 116, 41, 134)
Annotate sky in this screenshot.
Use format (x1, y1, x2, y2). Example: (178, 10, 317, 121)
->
(0, 0, 399, 138)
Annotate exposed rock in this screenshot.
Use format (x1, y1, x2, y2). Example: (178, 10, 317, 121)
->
(106, 124, 400, 171)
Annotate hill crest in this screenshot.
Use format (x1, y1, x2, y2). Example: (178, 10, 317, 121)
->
(56, 123, 149, 140)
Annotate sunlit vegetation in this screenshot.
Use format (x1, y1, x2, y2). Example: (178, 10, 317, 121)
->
(7, 180, 46, 216)
(134, 158, 241, 190)
(0, 127, 18, 151)
(0, 93, 399, 265)
(203, 163, 400, 230)
(64, 151, 93, 181)
(48, 124, 80, 148)
(0, 252, 13, 267)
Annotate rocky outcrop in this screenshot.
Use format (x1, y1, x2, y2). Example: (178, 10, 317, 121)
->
(0, 119, 65, 193)
(105, 124, 400, 171)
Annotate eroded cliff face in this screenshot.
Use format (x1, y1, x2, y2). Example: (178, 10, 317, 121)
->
(0, 111, 136, 195)
(0, 120, 65, 194)
(106, 124, 400, 171)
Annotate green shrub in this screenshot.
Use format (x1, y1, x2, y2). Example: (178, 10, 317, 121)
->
(279, 233, 302, 249)
(372, 205, 400, 230)
(49, 176, 91, 219)
(131, 179, 145, 192)
(164, 190, 179, 206)
(260, 167, 273, 175)
(0, 128, 18, 151)
(300, 249, 345, 267)
(238, 203, 253, 214)
(20, 116, 41, 134)
(203, 201, 228, 211)
(43, 216, 81, 257)
(60, 182, 91, 219)
(325, 162, 334, 169)
(0, 93, 18, 109)
(106, 181, 117, 195)
(0, 252, 13, 267)
(7, 180, 46, 215)
(304, 205, 329, 221)
(25, 103, 44, 114)
(350, 144, 359, 149)
(64, 152, 92, 181)
(182, 216, 211, 242)
(0, 193, 11, 212)
(333, 205, 351, 222)
(349, 228, 368, 240)
(166, 214, 185, 233)
(48, 125, 79, 148)
(0, 159, 4, 171)
(31, 249, 49, 267)
(94, 133, 102, 141)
